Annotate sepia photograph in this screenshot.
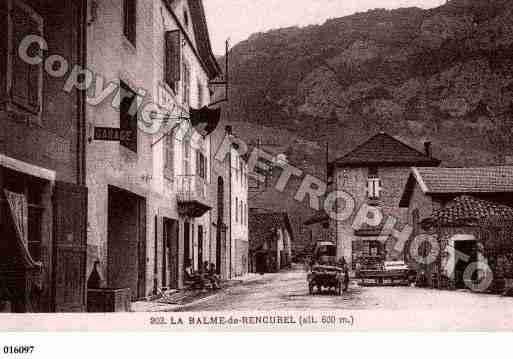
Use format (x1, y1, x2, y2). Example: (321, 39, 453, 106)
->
(1, 0, 513, 334)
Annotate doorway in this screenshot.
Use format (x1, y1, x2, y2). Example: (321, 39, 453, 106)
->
(162, 218, 179, 289)
(107, 186, 146, 300)
(184, 221, 190, 268)
(216, 177, 224, 275)
(454, 239, 478, 289)
(198, 225, 204, 270)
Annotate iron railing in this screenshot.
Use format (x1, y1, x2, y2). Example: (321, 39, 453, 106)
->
(176, 175, 209, 203)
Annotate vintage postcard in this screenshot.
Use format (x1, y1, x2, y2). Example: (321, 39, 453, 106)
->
(1, 0, 513, 333)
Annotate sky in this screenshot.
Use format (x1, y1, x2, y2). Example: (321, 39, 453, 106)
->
(204, 0, 447, 55)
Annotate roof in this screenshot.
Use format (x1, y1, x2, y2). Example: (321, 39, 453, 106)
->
(422, 195, 513, 228)
(248, 212, 294, 251)
(187, 0, 222, 78)
(330, 132, 441, 168)
(163, 0, 221, 80)
(400, 166, 513, 207)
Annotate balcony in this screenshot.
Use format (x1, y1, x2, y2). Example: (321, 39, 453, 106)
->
(176, 175, 212, 218)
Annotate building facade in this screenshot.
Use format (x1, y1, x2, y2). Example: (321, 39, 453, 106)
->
(399, 166, 513, 287)
(86, 0, 221, 302)
(210, 125, 249, 279)
(0, 0, 88, 312)
(328, 133, 440, 270)
(230, 132, 249, 277)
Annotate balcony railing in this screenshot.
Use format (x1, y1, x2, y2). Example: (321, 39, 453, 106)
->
(176, 175, 212, 217)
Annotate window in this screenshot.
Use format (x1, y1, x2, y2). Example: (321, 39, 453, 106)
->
(197, 81, 203, 108)
(164, 129, 175, 180)
(164, 30, 181, 92)
(2, 167, 44, 263)
(182, 61, 190, 107)
(182, 133, 191, 175)
(4, 0, 44, 117)
(196, 150, 206, 180)
(367, 178, 382, 200)
(366, 167, 381, 200)
(123, 0, 137, 46)
(235, 197, 238, 223)
(119, 81, 138, 153)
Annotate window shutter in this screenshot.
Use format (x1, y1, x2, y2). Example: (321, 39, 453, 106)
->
(164, 131, 174, 180)
(119, 82, 138, 153)
(11, 3, 42, 114)
(165, 30, 181, 88)
(195, 150, 200, 176)
(123, 0, 137, 46)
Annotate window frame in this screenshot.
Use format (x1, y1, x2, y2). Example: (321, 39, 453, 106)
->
(164, 30, 181, 93)
(164, 129, 175, 181)
(182, 59, 190, 108)
(119, 80, 138, 154)
(235, 197, 238, 223)
(182, 132, 191, 175)
(123, 0, 137, 47)
(5, 0, 44, 121)
(367, 178, 382, 200)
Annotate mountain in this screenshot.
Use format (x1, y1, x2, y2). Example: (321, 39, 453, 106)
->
(217, 0, 513, 245)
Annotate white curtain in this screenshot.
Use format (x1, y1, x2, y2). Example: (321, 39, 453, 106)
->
(3, 189, 40, 268)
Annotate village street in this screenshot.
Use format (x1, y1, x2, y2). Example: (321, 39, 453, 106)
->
(174, 265, 513, 328)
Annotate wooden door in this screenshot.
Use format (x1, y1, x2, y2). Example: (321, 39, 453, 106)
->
(164, 219, 179, 288)
(198, 226, 203, 270)
(137, 199, 146, 299)
(52, 181, 87, 312)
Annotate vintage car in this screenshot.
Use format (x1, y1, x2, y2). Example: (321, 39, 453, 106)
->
(357, 260, 414, 286)
(307, 241, 347, 295)
(307, 264, 344, 295)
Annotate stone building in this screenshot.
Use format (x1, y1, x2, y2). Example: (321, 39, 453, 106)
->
(210, 125, 249, 279)
(399, 166, 513, 287)
(328, 132, 440, 270)
(0, 0, 88, 312)
(85, 0, 221, 301)
(229, 130, 249, 278)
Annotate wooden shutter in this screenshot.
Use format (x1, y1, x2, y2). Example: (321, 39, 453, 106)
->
(123, 0, 136, 46)
(119, 82, 138, 153)
(165, 30, 181, 88)
(195, 150, 200, 176)
(137, 199, 146, 299)
(10, 2, 42, 114)
(164, 131, 174, 180)
(52, 181, 88, 312)
(182, 62, 190, 107)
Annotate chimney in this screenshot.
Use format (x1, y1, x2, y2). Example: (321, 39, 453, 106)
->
(225, 125, 232, 135)
(424, 141, 432, 157)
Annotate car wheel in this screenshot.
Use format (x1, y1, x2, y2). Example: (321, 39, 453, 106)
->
(309, 284, 313, 295)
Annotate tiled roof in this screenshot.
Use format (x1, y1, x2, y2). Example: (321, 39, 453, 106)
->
(422, 195, 513, 227)
(249, 212, 293, 251)
(331, 132, 440, 167)
(413, 166, 513, 194)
